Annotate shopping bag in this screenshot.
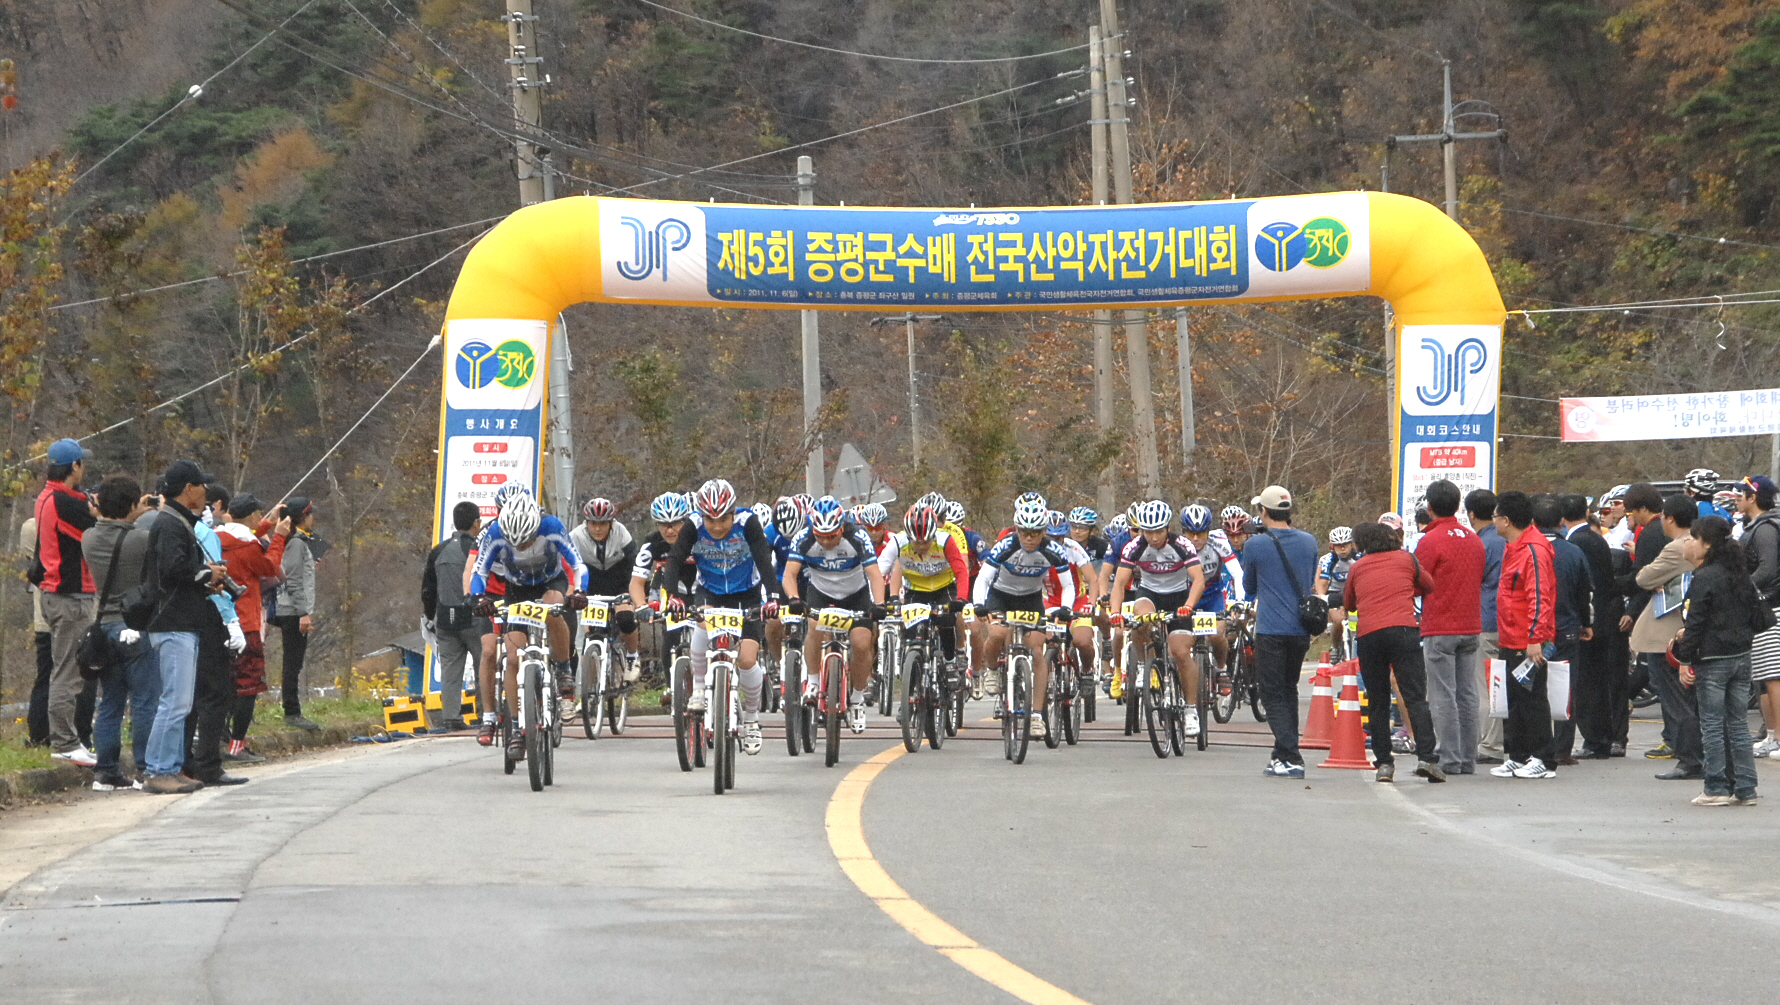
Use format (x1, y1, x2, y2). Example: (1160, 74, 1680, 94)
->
(1545, 660, 1571, 721)
(1487, 659, 1508, 719)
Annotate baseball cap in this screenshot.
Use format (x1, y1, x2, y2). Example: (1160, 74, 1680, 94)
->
(46, 438, 93, 465)
(1251, 485, 1292, 511)
(1741, 475, 1777, 496)
(160, 459, 215, 495)
(226, 493, 264, 520)
(285, 496, 315, 519)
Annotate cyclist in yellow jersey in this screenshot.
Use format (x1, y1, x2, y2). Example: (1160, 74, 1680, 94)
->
(880, 503, 970, 670)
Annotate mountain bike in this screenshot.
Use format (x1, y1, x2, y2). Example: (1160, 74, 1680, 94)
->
(1130, 608, 1187, 759)
(1120, 602, 1142, 737)
(810, 607, 865, 767)
(699, 606, 761, 795)
(1188, 611, 1218, 752)
(1042, 618, 1082, 747)
(576, 594, 633, 740)
(896, 602, 950, 753)
(780, 612, 813, 755)
(993, 609, 1041, 764)
(499, 600, 562, 791)
(1220, 601, 1265, 722)
(663, 606, 702, 773)
(874, 610, 902, 718)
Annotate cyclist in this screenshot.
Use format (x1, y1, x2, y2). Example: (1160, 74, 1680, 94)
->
(762, 495, 810, 670)
(662, 479, 782, 755)
(1067, 506, 1108, 585)
(1045, 509, 1099, 682)
(1221, 506, 1254, 553)
(1685, 468, 1730, 520)
(855, 502, 892, 554)
(468, 491, 586, 759)
(784, 496, 887, 732)
(1107, 499, 1207, 737)
(1101, 512, 1134, 697)
(1179, 504, 1234, 675)
(971, 493, 1076, 737)
(944, 499, 989, 577)
(628, 492, 698, 679)
(1314, 526, 1356, 660)
(881, 502, 970, 683)
(570, 497, 641, 684)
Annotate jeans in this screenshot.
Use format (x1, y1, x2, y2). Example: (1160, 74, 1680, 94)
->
(144, 632, 199, 776)
(1254, 634, 1310, 764)
(1357, 626, 1436, 764)
(42, 591, 95, 751)
(270, 615, 310, 716)
(1501, 650, 1555, 766)
(92, 622, 160, 777)
(1422, 633, 1478, 772)
(1643, 650, 1701, 773)
(1694, 652, 1758, 798)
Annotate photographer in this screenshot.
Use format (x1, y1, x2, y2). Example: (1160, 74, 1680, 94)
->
(185, 484, 249, 787)
(217, 495, 292, 760)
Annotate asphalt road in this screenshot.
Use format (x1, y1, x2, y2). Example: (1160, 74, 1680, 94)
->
(5, 690, 1779, 1005)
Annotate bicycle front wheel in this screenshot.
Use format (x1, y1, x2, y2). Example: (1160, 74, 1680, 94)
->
(581, 644, 604, 740)
(672, 654, 694, 773)
(824, 652, 845, 768)
(900, 647, 924, 754)
(782, 648, 804, 756)
(1195, 653, 1211, 752)
(1123, 647, 1141, 736)
(1010, 654, 1033, 765)
(713, 667, 733, 795)
(525, 665, 546, 791)
(1142, 660, 1170, 760)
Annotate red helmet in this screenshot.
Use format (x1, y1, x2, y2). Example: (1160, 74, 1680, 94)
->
(693, 479, 736, 519)
(905, 504, 938, 542)
(581, 497, 615, 522)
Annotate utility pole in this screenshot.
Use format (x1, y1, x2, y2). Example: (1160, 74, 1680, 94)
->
(503, 2, 547, 207)
(797, 155, 824, 497)
(871, 313, 943, 469)
(1174, 307, 1194, 473)
(1088, 26, 1116, 518)
(1380, 164, 1394, 411)
(1098, 0, 1161, 496)
(1387, 58, 1505, 222)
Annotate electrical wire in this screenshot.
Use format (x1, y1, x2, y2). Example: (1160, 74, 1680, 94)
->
(626, 0, 1098, 65)
(275, 330, 439, 504)
(1512, 291, 1780, 315)
(1314, 1, 1444, 65)
(1477, 203, 1780, 253)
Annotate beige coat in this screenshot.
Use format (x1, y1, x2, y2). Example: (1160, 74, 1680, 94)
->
(1630, 532, 1695, 653)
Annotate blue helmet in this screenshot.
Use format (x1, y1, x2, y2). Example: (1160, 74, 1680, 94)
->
(650, 491, 692, 523)
(809, 496, 845, 534)
(1067, 506, 1098, 527)
(1046, 509, 1068, 536)
(1180, 504, 1214, 533)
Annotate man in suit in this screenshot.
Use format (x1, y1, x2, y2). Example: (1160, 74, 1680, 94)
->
(1559, 494, 1623, 757)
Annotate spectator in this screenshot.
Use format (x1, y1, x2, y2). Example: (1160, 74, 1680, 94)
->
(29, 438, 98, 766)
(1561, 493, 1624, 759)
(140, 461, 225, 794)
(183, 484, 248, 788)
(1416, 479, 1485, 775)
(81, 475, 160, 790)
(20, 516, 54, 747)
(1534, 495, 1592, 765)
(1239, 485, 1319, 779)
(1599, 485, 1633, 550)
(1674, 515, 1767, 806)
(269, 497, 321, 731)
(1617, 483, 1672, 757)
(1466, 489, 1507, 765)
(1633, 494, 1701, 780)
(421, 501, 483, 735)
(1736, 475, 1780, 758)
(217, 494, 292, 762)
(1342, 521, 1442, 782)
(1490, 491, 1559, 779)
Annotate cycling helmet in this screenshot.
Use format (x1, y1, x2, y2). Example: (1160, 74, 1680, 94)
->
(1046, 509, 1068, 536)
(1600, 484, 1628, 507)
(916, 491, 947, 513)
(1067, 505, 1098, 527)
(1714, 489, 1741, 512)
(858, 502, 888, 526)
(1180, 503, 1214, 534)
(1106, 514, 1130, 537)
(1131, 499, 1173, 532)
(1013, 494, 1050, 530)
(499, 492, 541, 545)
(749, 502, 771, 526)
(493, 483, 528, 509)
(809, 496, 845, 534)
(650, 491, 692, 523)
(905, 504, 939, 542)
(1220, 506, 1250, 535)
(1328, 525, 1353, 546)
(1684, 468, 1720, 497)
(581, 496, 615, 522)
(694, 478, 736, 518)
(772, 495, 802, 537)
(944, 500, 966, 525)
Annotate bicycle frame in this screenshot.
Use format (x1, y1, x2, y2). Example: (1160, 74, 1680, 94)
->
(701, 606, 748, 794)
(498, 600, 561, 790)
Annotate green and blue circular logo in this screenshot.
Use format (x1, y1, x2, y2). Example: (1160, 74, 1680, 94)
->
(1254, 216, 1351, 271)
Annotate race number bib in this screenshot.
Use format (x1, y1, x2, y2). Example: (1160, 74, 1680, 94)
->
(584, 601, 610, 628)
(705, 607, 745, 636)
(505, 602, 550, 630)
(1005, 608, 1042, 627)
(901, 603, 932, 628)
(1193, 612, 1219, 637)
(818, 608, 856, 631)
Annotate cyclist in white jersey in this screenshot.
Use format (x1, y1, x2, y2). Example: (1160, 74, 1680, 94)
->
(972, 494, 1076, 736)
(1108, 500, 1207, 733)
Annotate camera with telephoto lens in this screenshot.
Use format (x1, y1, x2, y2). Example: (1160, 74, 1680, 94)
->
(218, 571, 248, 601)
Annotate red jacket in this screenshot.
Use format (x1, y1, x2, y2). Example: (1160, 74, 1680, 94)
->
(1413, 515, 1486, 636)
(219, 520, 287, 634)
(31, 481, 95, 594)
(1497, 528, 1555, 649)
(1342, 550, 1434, 636)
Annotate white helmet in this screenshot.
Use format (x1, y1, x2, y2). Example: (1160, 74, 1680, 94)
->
(499, 492, 541, 545)
(944, 500, 966, 525)
(1012, 493, 1050, 530)
(1328, 525, 1353, 546)
(1131, 499, 1173, 532)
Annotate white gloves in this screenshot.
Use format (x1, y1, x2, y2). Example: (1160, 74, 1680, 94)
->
(119, 629, 142, 645)
(226, 621, 247, 653)
(420, 618, 437, 649)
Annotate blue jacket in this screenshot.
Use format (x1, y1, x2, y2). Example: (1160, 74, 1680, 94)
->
(1476, 523, 1504, 631)
(1239, 526, 1319, 636)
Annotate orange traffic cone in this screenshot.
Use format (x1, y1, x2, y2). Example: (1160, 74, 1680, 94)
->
(1302, 652, 1335, 750)
(1319, 665, 1373, 769)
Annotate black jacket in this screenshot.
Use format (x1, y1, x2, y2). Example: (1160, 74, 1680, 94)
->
(1747, 510, 1780, 606)
(141, 500, 219, 634)
(1567, 524, 1623, 630)
(1677, 562, 1773, 662)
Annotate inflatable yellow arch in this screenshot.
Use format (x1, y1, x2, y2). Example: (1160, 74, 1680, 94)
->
(435, 190, 1504, 536)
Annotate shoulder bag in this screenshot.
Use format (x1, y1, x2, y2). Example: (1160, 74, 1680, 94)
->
(75, 534, 128, 678)
(1265, 529, 1328, 636)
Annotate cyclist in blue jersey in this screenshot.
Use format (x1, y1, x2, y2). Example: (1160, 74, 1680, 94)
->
(784, 496, 888, 732)
(1180, 504, 1235, 674)
(944, 500, 989, 574)
(1314, 526, 1356, 660)
(1685, 468, 1731, 521)
(971, 493, 1076, 736)
(468, 491, 585, 760)
(662, 479, 783, 755)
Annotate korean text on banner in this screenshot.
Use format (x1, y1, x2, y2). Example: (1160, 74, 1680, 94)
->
(1560, 388, 1780, 443)
(1395, 324, 1501, 515)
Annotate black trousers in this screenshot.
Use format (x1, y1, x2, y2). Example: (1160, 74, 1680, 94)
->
(1607, 631, 1631, 746)
(1254, 633, 1311, 765)
(1547, 637, 1582, 756)
(184, 619, 233, 782)
(269, 615, 310, 716)
(1502, 650, 1556, 766)
(1569, 630, 1617, 753)
(1356, 626, 1436, 764)
(1644, 651, 1702, 773)
(228, 692, 258, 742)
(27, 630, 52, 743)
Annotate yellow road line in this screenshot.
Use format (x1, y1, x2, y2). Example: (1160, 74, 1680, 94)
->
(825, 747, 1094, 1005)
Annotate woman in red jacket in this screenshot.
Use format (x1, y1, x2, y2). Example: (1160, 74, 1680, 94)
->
(1343, 522, 1442, 782)
(217, 495, 292, 761)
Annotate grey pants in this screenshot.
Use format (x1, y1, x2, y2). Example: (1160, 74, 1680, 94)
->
(41, 592, 95, 752)
(430, 625, 479, 727)
(1424, 633, 1479, 772)
(1476, 631, 1503, 756)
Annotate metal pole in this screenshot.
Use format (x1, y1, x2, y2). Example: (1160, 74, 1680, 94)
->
(1382, 163, 1394, 412)
(1771, 431, 1779, 482)
(1441, 58, 1457, 222)
(1089, 26, 1116, 517)
(797, 155, 824, 497)
(548, 316, 575, 519)
(906, 316, 922, 468)
(1174, 307, 1194, 474)
(503, 2, 545, 207)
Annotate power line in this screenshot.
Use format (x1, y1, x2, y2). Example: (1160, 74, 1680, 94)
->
(276, 329, 440, 504)
(1479, 203, 1780, 253)
(627, 0, 1098, 65)
(1314, 0, 1444, 65)
(1512, 289, 1780, 315)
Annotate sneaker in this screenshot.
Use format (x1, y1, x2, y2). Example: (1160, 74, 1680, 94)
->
(1414, 760, 1448, 783)
(848, 703, 868, 734)
(142, 773, 201, 795)
(222, 746, 267, 763)
(1645, 743, 1674, 759)
(1691, 793, 1736, 806)
(623, 657, 641, 684)
(1754, 736, 1780, 759)
(1375, 762, 1395, 783)
(555, 672, 575, 700)
(51, 744, 97, 767)
(1610, 742, 1626, 757)
(1735, 794, 1760, 806)
(1263, 759, 1305, 778)
(1031, 712, 1046, 738)
(1391, 728, 1414, 754)
(1108, 672, 1123, 700)
(283, 715, 322, 732)
(686, 692, 708, 713)
(982, 667, 1005, 697)
(91, 773, 136, 792)
(741, 721, 762, 755)
(477, 722, 496, 746)
(1490, 759, 1522, 778)
(1182, 708, 1201, 738)
(1512, 757, 1556, 779)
